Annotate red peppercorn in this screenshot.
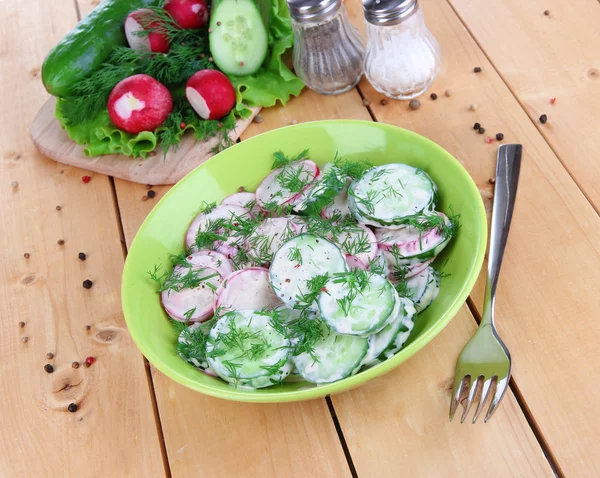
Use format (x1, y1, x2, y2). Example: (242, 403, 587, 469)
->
(85, 356, 96, 366)
(82, 176, 91, 183)
(550, 97, 556, 105)
(180, 122, 186, 129)
(485, 136, 493, 144)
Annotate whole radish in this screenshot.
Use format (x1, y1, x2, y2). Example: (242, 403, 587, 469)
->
(186, 70, 236, 120)
(108, 74, 173, 134)
(164, 0, 209, 29)
(125, 9, 170, 53)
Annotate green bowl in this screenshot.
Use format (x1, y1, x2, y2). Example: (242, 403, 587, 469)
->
(122, 120, 487, 402)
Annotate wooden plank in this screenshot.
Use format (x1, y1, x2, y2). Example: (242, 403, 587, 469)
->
(447, 0, 600, 211)
(0, 0, 165, 475)
(348, 0, 600, 473)
(30, 97, 261, 185)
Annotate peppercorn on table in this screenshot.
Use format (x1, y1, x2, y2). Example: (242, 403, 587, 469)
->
(2, 0, 600, 476)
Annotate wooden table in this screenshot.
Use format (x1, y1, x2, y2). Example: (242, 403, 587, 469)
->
(2, 0, 599, 475)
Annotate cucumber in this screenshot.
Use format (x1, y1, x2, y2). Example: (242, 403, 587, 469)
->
(362, 297, 415, 368)
(178, 322, 218, 376)
(209, 0, 268, 76)
(378, 306, 417, 361)
(348, 164, 437, 228)
(401, 266, 440, 313)
(42, 0, 159, 97)
(269, 234, 347, 309)
(206, 310, 292, 388)
(293, 322, 368, 384)
(318, 271, 398, 336)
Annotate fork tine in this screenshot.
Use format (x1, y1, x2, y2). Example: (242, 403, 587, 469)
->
(485, 376, 509, 422)
(449, 375, 468, 421)
(460, 376, 482, 423)
(472, 377, 494, 424)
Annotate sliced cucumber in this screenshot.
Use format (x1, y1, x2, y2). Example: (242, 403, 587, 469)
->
(178, 321, 217, 375)
(269, 234, 347, 309)
(293, 322, 368, 384)
(362, 297, 415, 368)
(396, 266, 440, 313)
(378, 305, 417, 361)
(348, 164, 437, 228)
(209, 0, 268, 76)
(318, 271, 398, 336)
(206, 310, 292, 388)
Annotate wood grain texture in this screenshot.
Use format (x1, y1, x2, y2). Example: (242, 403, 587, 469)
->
(447, 0, 600, 211)
(349, 0, 600, 474)
(0, 0, 165, 475)
(332, 307, 553, 477)
(30, 96, 261, 185)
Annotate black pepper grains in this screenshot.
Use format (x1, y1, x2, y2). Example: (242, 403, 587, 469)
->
(474, 67, 482, 73)
(496, 133, 504, 141)
(473, 122, 481, 130)
(83, 280, 93, 289)
(19, 321, 25, 328)
(57, 239, 65, 246)
(478, 127, 486, 134)
(78, 252, 87, 261)
(44, 364, 54, 373)
(83, 325, 91, 331)
(147, 190, 156, 199)
(380, 99, 388, 106)
(544, 10, 550, 15)
(539, 114, 548, 124)
(430, 93, 438, 100)
(72, 361, 80, 369)
(23, 253, 30, 259)
(46, 352, 54, 360)
(68, 403, 78, 413)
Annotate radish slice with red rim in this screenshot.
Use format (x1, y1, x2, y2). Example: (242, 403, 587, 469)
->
(330, 223, 378, 266)
(185, 204, 251, 250)
(215, 267, 282, 312)
(244, 217, 299, 264)
(161, 266, 222, 322)
(221, 192, 261, 215)
(186, 250, 234, 278)
(255, 160, 319, 209)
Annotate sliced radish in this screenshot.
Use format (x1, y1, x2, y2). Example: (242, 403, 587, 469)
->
(285, 215, 309, 233)
(321, 178, 351, 219)
(186, 70, 235, 120)
(255, 160, 319, 209)
(221, 191, 261, 215)
(161, 266, 221, 322)
(185, 204, 251, 249)
(244, 217, 299, 263)
(383, 252, 435, 281)
(164, 0, 209, 29)
(345, 255, 368, 270)
(330, 223, 378, 266)
(215, 267, 282, 312)
(125, 9, 170, 53)
(215, 243, 238, 260)
(186, 250, 234, 278)
(107, 74, 172, 134)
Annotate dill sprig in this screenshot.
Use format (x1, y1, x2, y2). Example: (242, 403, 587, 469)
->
(176, 317, 217, 367)
(149, 264, 219, 292)
(348, 188, 382, 215)
(277, 163, 311, 194)
(293, 274, 331, 314)
(271, 149, 310, 169)
(333, 155, 373, 179)
(287, 246, 303, 265)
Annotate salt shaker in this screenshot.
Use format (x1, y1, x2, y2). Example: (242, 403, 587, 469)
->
(362, 0, 441, 99)
(287, 0, 365, 95)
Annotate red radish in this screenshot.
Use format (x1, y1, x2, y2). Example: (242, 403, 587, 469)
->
(221, 192, 262, 215)
(164, 0, 209, 29)
(125, 9, 170, 53)
(185, 204, 251, 249)
(186, 70, 235, 120)
(108, 74, 172, 134)
(214, 268, 282, 312)
(186, 250, 234, 278)
(244, 218, 299, 263)
(255, 160, 320, 209)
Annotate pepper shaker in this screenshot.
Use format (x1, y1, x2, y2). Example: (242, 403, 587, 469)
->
(362, 0, 441, 99)
(287, 0, 365, 95)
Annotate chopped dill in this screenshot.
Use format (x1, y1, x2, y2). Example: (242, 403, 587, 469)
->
(287, 246, 303, 265)
(271, 149, 310, 170)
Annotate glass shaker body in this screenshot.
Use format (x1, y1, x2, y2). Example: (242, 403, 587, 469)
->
(364, 6, 440, 100)
(291, 6, 365, 95)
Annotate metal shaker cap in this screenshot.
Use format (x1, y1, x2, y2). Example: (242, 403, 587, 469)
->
(287, 0, 342, 23)
(362, 0, 418, 26)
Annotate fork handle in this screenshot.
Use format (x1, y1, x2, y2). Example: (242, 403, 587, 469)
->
(481, 144, 522, 327)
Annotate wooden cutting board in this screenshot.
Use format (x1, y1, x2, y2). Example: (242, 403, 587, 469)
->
(30, 97, 261, 185)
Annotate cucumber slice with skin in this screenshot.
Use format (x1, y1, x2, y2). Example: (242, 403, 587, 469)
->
(404, 267, 440, 313)
(348, 164, 437, 228)
(293, 322, 369, 384)
(206, 310, 292, 388)
(269, 234, 348, 309)
(378, 307, 417, 361)
(209, 0, 268, 76)
(362, 297, 416, 367)
(178, 322, 218, 376)
(318, 271, 398, 336)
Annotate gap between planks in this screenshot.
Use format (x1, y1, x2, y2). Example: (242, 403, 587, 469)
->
(442, 0, 600, 219)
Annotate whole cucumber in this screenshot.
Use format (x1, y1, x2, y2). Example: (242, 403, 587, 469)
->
(42, 0, 160, 98)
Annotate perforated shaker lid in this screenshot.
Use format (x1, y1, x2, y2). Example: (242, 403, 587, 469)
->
(287, 0, 342, 23)
(362, 0, 418, 25)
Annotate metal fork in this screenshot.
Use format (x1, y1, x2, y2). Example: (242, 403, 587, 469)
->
(449, 144, 522, 424)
